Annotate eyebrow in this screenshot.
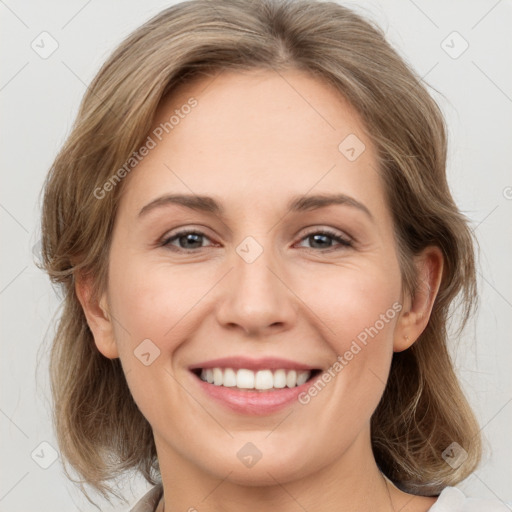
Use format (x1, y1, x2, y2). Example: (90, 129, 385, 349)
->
(138, 192, 373, 220)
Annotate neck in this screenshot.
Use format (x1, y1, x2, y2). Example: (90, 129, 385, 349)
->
(154, 427, 398, 512)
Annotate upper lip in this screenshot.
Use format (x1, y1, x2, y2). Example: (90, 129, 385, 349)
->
(189, 356, 319, 372)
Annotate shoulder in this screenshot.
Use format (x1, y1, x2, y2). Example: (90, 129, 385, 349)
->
(429, 486, 510, 511)
(130, 483, 163, 512)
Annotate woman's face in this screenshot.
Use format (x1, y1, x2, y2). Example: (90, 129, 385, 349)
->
(95, 69, 412, 485)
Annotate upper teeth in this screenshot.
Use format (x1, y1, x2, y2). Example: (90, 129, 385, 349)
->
(200, 368, 311, 390)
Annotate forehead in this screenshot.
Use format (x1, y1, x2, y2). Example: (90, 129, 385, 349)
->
(156, 67, 369, 159)
(118, 68, 388, 221)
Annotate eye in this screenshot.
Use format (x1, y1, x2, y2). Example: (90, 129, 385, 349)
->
(160, 227, 353, 253)
(161, 230, 215, 251)
(296, 229, 353, 251)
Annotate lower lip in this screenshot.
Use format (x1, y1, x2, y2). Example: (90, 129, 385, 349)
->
(191, 372, 320, 415)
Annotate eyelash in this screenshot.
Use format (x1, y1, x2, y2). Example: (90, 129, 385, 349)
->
(160, 228, 353, 253)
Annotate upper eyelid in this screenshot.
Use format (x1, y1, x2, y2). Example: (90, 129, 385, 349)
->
(161, 226, 216, 243)
(161, 225, 350, 239)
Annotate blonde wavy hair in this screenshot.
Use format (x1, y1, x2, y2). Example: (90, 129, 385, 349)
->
(40, 0, 482, 505)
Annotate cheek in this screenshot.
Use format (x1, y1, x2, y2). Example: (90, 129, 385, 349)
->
(106, 260, 199, 426)
(303, 261, 402, 349)
(107, 254, 208, 350)
(298, 263, 402, 410)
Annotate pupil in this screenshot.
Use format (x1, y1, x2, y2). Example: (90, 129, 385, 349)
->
(310, 234, 331, 248)
(181, 233, 202, 248)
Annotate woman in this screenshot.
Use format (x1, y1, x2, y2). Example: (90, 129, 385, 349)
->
(40, 0, 508, 510)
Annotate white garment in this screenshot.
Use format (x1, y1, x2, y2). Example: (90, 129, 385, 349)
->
(428, 486, 509, 511)
(130, 483, 510, 511)
(130, 483, 162, 512)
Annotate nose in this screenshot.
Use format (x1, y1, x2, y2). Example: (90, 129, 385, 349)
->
(215, 241, 298, 337)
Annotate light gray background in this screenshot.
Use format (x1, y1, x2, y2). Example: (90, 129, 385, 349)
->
(1, 0, 511, 510)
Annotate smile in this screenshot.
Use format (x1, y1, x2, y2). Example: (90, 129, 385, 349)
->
(197, 367, 318, 390)
(189, 357, 323, 414)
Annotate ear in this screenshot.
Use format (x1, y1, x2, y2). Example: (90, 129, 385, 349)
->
(394, 246, 444, 352)
(75, 272, 119, 359)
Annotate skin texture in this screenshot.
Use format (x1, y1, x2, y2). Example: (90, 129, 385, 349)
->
(77, 69, 443, 511)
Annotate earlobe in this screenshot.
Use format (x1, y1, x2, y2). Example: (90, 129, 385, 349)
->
(75, 272, 119, 359)
(394, 246, 444, 352)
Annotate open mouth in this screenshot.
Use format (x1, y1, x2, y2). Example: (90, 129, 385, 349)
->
(191, 367, 322, 391)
